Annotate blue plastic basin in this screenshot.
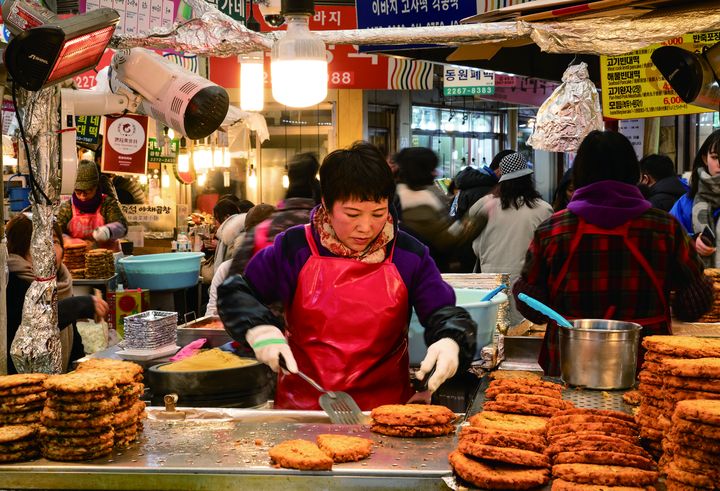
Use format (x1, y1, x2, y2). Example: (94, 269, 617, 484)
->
(408, 287, 508, 364)
(118, 252, 205, 291)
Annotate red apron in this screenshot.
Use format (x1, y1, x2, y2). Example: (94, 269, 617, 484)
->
(68, 196, 106, 240)
(539, 218, 669, 375)
(275, 225, 413, 410)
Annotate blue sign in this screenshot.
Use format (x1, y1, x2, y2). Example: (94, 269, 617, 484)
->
(356, 0, 477, 52)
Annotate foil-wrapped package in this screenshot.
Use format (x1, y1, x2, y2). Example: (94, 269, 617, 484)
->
(526, 62, 603, 153)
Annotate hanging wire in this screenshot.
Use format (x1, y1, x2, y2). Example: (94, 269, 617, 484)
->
(316, 104, 320, 158)
(284, 105, 288, 171)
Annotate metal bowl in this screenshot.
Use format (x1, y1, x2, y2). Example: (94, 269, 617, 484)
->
(559, 319, 642, 390)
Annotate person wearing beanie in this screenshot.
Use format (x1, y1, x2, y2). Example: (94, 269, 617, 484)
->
(56, 160, 128, 249)
(513, 130, 713, 376)
(465, 152, 553, 325)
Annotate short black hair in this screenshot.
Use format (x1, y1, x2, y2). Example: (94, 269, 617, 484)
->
(689, 129, 720, 199)
(320, 141, 395, 211)
(395, 147, 438, 190)
(490, 149, 514, 171)
(7, 214, 63, 257)
(572, 130, 640, 189)
(213, 198, 241, 223)
(640, 154, 675, 181)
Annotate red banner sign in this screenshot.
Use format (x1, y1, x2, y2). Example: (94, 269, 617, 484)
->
(101, 114, 149, 175)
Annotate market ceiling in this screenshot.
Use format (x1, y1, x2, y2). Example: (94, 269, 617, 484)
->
(111, 0, 720, 85)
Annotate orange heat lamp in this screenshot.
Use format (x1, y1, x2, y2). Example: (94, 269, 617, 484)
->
(2, 0, 120, 91)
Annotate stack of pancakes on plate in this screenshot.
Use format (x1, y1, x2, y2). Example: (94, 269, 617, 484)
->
(40, 371, 118, 461)
(84, 249, 114, 279)
(636, 336, 720, 457)
(370, 404, 455, 437)
(696, 268, 720, 323)
(546, 408, 658, 489)
(0, 374, 48, 428)
(483, 376, 573, 417)
(75, 359, 146, 446)
(0, 425, 39, 463)
(63, 243, 87, 278)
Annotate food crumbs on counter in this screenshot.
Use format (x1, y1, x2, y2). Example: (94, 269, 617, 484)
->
(255, 439, 263, 446)
(601, 391, 611, 398)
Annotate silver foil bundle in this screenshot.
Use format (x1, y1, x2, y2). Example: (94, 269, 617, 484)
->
(526, 62, 603, 153)
(10, 87, 62, 374)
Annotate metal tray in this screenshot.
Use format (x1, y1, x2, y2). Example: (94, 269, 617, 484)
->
(176, 315, 232, 348)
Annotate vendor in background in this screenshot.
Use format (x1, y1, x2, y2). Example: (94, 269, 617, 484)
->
(513, 130, 713, 376)
(218, 141, 477, 410)
(6, 214, 109, 373)
(56, 160, 128, 250)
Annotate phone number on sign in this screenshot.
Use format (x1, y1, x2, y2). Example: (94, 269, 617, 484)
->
(330, 72, 354, 86)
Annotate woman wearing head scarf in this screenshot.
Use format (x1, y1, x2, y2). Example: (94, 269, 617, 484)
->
(6, 214, 109, 373)
(218, 142, 477, 410)
(513, 130, 713, 375)
(56, 160, 128, 250)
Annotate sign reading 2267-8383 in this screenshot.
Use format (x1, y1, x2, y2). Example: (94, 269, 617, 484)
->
(443, 65, 495, 96)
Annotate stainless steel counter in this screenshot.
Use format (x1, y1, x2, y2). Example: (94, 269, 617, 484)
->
(0, 408, 456, 490)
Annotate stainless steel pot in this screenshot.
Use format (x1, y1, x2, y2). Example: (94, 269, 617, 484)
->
(559, 319, 642, 390)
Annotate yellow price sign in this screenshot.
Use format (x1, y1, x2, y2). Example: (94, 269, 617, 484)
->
(600, 31, 720, 119)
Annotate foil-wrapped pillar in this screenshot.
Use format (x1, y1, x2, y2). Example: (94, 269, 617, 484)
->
(10, 86, 62, 374)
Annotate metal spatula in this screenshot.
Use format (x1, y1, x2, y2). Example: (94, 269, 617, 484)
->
(279, 355, 364, 425)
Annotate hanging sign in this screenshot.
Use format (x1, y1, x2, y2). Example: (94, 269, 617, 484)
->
(443, 65, 495, 96)
(147, 137, 178, 164)
(600, 31, 720, 120)
(101, 114, 149, 176)
(75, 116, 102, 146)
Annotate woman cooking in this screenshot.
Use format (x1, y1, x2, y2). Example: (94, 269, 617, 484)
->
(513, 131, 713, 375)
(218, 142, 477, 410)
(56, 160, 128, 250)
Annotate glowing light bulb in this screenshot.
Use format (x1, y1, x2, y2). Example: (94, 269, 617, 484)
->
(248, 165, 257, 188)
(240, 51, 265, 112)
(139, 174, 148, 185)
(198, 173, 207, 187)
(178, 153, 190, 173)
(161, 173, 170, 188)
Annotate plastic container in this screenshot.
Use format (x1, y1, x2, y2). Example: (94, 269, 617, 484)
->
(408, 287, 508, 364)
(559, 319, 642, 390)
(118, 252, 205, 291)
(8, 174, 30, 212)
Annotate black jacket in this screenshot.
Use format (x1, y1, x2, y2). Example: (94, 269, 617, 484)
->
(454, 167, 497, 219)
(7, 273, 94, 374)
(648, 176, 688, 212)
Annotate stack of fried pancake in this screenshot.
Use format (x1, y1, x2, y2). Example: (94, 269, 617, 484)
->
(696, 268, 720, 322)
(63, 243, 87, 278)
(0, 425, 40, 463)
(40, 371, 118, 461)
(546, 408, 658, 488)
(449, 423, 551, 490)
(75, 358, 146, 446)
(84, 249, 115, 279)
(637, 336, 720, 456)
(483, 376, 573, 417)
(370, 404, 456, 437)
(661, 399, 720, 490)
(0, 374, 48, 428)
(269, 434, 373, 470)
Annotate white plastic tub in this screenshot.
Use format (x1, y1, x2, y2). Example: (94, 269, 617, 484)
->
(408, 287, 507, 364)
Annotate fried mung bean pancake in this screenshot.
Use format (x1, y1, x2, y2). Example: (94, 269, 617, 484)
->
(548, 414, 637, 430)
(671, 455, 720, 481)
(622, 390, 642, 406)
(76, 359, 143, 378)
(555, 408, 636, 424)
(370, 422, 454, 437)
(0, 425, 35, 443)
(485, 385, 563, 400)
(0, 412, 40, 424)
(671, 413, 720, 439)
(0, 373, 48, 390)
(448, 450, 550, 490)
(40, 430, 114, 447)
(675, 399, 720, 426)
(46, 396, 119, 414)
(0, 439, 37, 452)
(663, 440, 720, 465)
(268, 440, 333, 470)
(0, 385, 46, 397)
(663, 478, 712, 491)
(666, 428, 720, 453)
(370, 404, 455, 426)
(547, 422, 637, 439)
(665, 461, 717, 489)
(546, 439, 651, 459)
(659, 357, 720, 378)
(550, 479, 654, 491)
(458, 440, 550, 468)
(483, 400, 562, 417)
(0, 392, 46, 407)
(552, 463, 658, 486)
(642, 335, 720, 358)
(490, 371, 542, 380)
(468, 411, 548, 435)
(0, 401, 44, 414)
(0, 450, 39, 462)
(49, 389, 115, 403)
(41, 425, 111, 437)
(41, 408, 113, 428)
(552, 450, 656, 470)
(549, 431, 639, 445)
(489, 378, 564, 391)
(494, 393, 573, 410)
(45, 372, 115, 393)
(459, 427, 546, 454)
(42, 446, 112, 462)
(316, 434, 372, 463)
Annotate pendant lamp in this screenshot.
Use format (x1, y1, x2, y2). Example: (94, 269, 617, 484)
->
(270, 0, 327, 108)
(240, 51, 265, 111)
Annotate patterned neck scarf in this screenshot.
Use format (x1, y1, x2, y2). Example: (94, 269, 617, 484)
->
(312, 205, 395, 264)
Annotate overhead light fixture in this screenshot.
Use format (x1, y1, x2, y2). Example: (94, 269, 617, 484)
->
(651, 42, 720, 110)
(282, 163, 289, 188)
(240, 51, 265, 112)
(248, 164, 257, 188)
(197, 172, 207, 187)
(177, 137, 190, 173)
(2, 0, 119, 91)
(270, 0, 328, 108)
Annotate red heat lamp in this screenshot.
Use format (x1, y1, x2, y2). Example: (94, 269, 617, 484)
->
(3, 0, 120, 91)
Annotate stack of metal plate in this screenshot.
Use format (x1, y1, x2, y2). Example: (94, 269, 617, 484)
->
(123, 310, 178, 349)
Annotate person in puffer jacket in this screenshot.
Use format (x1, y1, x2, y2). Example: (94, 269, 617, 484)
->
(218, 141, 477, 411)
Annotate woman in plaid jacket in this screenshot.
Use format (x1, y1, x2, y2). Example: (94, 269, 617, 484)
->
(513, 131, 713, 376)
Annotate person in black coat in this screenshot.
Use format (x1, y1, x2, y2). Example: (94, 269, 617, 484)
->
(6, 214, 108, 374)
(639, 154, 688, 212)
